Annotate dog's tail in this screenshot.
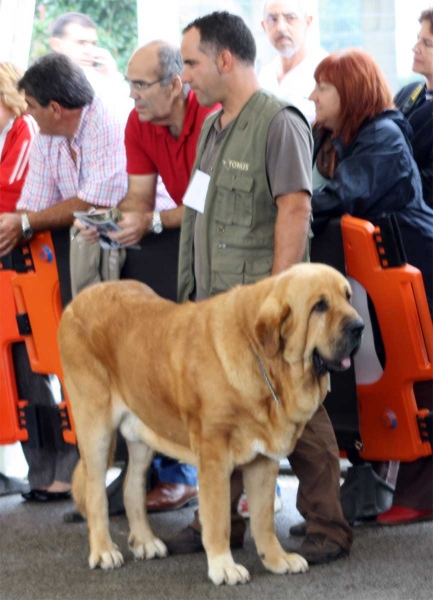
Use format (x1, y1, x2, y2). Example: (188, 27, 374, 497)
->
(72, 434, 117, 517)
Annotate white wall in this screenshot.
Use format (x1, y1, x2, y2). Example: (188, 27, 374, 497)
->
(0, 0, 36, 69)
(137, 0, 181, 46)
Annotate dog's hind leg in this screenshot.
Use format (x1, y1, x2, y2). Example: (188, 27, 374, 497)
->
(70, 387, 124, 572)
(123, 439, 168, 560)
(242, 456, 308, 576)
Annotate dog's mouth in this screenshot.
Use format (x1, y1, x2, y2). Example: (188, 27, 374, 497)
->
(313, 319, 364, 377)
(313, 349, 353, 376)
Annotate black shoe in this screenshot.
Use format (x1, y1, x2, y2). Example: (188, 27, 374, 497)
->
(290, 521, 307, 537)
(22, 489, 71, 502)
(63, 510, 85, 523)
(164, 520, 246, 555)
(296, 533, 348, 565)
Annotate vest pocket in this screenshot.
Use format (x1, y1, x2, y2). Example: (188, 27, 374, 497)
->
(210, 255, 245, 295)
(244, 256, 273, 285)
(215, 173, 254, 227)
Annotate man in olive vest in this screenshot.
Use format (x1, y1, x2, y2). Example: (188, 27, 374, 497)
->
(164, 11, 352, 566)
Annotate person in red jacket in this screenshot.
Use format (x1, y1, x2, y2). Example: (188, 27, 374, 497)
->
(0, 62, 37, 213)
(0, 62, 38, 497)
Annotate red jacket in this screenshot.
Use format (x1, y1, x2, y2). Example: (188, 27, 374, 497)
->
(0, 115, 38, 213)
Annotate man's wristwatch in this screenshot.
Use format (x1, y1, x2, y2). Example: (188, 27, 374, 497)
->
(21, 214, 33, 240)
(151, 211, 163, 234)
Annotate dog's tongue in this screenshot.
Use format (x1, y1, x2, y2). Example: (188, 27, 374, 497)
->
(341, 357, 351, 369)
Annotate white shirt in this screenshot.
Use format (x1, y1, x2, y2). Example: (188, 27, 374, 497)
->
(258, 47, 328, 123)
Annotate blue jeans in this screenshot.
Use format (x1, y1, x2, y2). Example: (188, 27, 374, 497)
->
(152, 456, 197, 486)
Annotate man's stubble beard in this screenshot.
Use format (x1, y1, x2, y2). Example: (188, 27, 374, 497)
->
(278, 45, 299, 59)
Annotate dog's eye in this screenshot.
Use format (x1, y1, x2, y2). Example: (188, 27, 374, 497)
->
(346, 289, 352, 302)
(313, 299, 328, 312)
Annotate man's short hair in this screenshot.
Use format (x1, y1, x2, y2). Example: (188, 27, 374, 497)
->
(419, 8, 433, 34)
(50, 12, 97, 37)
(156, 43, 190, 94)
(157, 44, 183, 83)
(18, 53, 94, 109)
(183, 11, 256, 66)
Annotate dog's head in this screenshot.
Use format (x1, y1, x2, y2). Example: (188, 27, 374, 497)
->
(254, 263, 364, 375)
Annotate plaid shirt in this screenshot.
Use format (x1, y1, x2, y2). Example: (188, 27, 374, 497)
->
(155, 176, 177, 211)
(17, 97, 128, 211)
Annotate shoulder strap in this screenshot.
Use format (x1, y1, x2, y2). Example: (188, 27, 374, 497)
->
(397, 83, 425, 115)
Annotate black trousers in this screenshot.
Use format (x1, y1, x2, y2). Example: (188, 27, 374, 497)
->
(12, 228, 77, 487)
(121, 228, 180, 301)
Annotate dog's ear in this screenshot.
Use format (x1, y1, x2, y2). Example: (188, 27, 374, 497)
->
(255, 296, 291, 358)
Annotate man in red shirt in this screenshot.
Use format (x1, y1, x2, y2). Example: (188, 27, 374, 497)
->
(82, 40, 218, 297)
(79, 40, 219, 511)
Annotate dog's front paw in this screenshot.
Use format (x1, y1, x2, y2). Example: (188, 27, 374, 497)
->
(262, 551, 309, 575)
(208, 554, 251, 586)
(128, 535, 168, 560)
(89, 544, 124, 570)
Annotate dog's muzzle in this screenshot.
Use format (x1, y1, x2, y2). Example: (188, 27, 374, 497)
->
(313, 319, 365, 376)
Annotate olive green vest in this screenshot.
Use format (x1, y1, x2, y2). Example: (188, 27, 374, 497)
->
(178, 89, 310, 302)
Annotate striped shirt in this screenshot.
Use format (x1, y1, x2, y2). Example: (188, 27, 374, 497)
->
(17, 97, 128, 212)
(0, 115, 38, 213)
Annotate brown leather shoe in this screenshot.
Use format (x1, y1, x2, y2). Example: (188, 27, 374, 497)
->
(146, 483, 198, 512)
(164, 519, 246, 555)
(295, 533, 348, 565)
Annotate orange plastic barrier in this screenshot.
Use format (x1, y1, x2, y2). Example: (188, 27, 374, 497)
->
(341, 215, 432, 461)
(0, 269, 29, 444)
(0, 233, 76, 445)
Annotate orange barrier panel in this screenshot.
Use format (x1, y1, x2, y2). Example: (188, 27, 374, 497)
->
(0, 270, 29, 444)
(0, 233, 76, 445)
(341, 215, 432, 461)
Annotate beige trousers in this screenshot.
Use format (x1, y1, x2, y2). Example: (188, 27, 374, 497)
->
(69, 229, 126, 297)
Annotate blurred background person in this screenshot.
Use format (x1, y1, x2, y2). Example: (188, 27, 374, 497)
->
(0, 62, 37, 213)
(48, 11, 131, 122)
(394, 7, 433, 210)
(380, 7, 433, 525)
(258, 0, 327, 123)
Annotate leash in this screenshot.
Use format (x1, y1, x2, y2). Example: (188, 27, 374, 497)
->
(254, 351, 280, 406)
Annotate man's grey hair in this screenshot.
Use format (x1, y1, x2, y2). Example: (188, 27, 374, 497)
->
(262, 0, 312, 19)
(157, 44, 190, 95)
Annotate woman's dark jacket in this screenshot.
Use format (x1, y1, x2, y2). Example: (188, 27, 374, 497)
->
(311, 110, 433, 314)
(394, 82, 432, 209)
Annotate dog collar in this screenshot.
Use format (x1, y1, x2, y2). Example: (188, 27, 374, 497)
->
(254, 352, 280, 406)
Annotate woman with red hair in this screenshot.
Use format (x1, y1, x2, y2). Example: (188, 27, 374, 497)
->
(309, 48, 433, 527)
(309, 48, 433, 315)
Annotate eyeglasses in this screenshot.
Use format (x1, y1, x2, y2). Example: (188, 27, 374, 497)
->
(124, 76, 170, 92)
(265, 13, 300, 27)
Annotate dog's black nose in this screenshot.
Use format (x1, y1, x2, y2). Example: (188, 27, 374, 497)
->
(347, 320, 365, 338)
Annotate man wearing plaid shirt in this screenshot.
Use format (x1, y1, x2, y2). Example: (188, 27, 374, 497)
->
(0, 53, 128, 501)
(0, 53, 128, 304)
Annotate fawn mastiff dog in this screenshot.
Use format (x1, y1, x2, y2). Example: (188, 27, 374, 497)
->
(58, 263, 364, 585)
